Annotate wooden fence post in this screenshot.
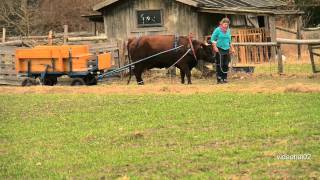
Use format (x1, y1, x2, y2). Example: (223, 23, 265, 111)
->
(269, 15, 277, 61)
(63, 25, 68, 44)
(2, 28, 5, 43)
(48, 30, 53, 45)
(277, 43, 283, 74)
(308, 45, 317, 73)
(297, 15, 303, 61)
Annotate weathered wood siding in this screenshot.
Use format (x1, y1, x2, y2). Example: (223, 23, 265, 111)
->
(102, 0, 199, 41)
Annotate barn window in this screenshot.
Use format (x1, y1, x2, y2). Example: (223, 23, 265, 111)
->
(230, 15, 247, 27)
(136, 10, 163, 27)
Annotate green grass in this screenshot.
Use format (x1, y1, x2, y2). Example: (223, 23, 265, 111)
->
(255, 63, 314, 74)
(1, 93, 319, 179)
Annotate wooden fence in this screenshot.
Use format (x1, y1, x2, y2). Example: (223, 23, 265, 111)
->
(0, 25, 107, 46)
(0, 48, 19, 85)
(233, 38, 320, 74)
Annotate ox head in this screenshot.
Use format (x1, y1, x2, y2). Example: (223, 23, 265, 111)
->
(195, 41, 215, 63)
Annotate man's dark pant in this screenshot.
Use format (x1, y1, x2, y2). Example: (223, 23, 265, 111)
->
(216, 48, 231, 82)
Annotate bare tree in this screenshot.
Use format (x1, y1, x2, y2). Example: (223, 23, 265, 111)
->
(0, 0, 103, 36)
(0, 0, 35, 36)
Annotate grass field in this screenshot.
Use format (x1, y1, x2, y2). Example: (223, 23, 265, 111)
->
(254, 63, 315, 74)
(1, 90, 319, 179)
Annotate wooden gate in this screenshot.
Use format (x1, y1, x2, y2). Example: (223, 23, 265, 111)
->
(232, 28, 271, 64)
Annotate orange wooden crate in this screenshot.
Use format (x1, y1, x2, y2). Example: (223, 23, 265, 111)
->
(15, 45, 112, 73)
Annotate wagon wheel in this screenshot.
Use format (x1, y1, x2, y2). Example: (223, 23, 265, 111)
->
(84, 75, 98, 86)
(21, 78, 37, 87)
(71, 78, 86, 86)
(43, 77, 57, 86)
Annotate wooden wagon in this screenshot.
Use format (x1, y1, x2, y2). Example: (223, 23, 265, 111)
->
(15, 45, 112, 86)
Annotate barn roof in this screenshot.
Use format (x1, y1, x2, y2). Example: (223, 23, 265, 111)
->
(93, 0, 304, 15)
(93, 0, 286, 11)
(93, 0, 119, 11)
(178, 0, 286, 8)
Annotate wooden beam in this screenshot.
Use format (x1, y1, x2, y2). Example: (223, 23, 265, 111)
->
(198, 7, 303, 16)
(277, 38, 320, 45)
(273, 11, 304, 15)
(0, 40, 23, 46)
(232, 39, 320, 46)
(93, 0, 119, 11)
(302, 27, 320, 31)
(312, 52, 320, 57)
(311, 45, 320, 49)
(67, 36, 108, 42)
(176, 0, 199, 7)
(6, 32, 94, 41)
(2, 28, 5, 43)
(198, 8, 271, 16)
(233, 42, 277, 46)
(276, 26, 297, 34)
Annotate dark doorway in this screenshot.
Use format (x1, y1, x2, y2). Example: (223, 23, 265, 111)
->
(258, 16, 265, 27)
(199, 12, 225, 38)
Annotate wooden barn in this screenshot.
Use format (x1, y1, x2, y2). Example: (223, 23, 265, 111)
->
(89, 0, 302, 64)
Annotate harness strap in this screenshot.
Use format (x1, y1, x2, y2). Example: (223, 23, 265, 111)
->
(168, 48, 192, 69)
(188, 34, 198, 61)
(98, 45, 184, 79)
(174, 34, 179, 49)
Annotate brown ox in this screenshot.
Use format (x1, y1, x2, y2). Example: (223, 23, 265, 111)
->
(127, 35, 214, 85)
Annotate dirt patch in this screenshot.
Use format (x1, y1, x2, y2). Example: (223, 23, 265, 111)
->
(0, 75, 319, 95)
(284, 83, 320, 93)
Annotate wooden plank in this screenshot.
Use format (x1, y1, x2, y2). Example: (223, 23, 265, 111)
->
(0, 76, 21, 85)
(244, 29, 248, 64)
(0, 70, 16, 75)
(258, 29, 264, 63)
(0, 64, 15, 68)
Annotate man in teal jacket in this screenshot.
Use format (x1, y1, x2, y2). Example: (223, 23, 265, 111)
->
(211, 18, 235, 84)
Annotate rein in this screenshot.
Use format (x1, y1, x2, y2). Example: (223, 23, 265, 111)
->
(188, 34, 198, 61)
